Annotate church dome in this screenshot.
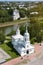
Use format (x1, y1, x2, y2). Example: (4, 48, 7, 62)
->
(16, 27, 20, 35)
(12, 26, 24, 39)
(24, 31, 29, 36)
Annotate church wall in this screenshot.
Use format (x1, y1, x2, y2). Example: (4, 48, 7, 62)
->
(12, 27, 34, 56)
(13, 10, 20, 20)
(29, 48, 34, 54)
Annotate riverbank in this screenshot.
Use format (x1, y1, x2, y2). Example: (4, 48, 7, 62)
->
(0, 18, 29, 28)
(0, 16, 43, 28)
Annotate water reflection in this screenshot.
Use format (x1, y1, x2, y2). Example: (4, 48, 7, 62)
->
(0, 22, 29, 35)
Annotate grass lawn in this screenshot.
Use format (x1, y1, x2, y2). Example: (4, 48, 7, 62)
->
(0, 41, 20, 59)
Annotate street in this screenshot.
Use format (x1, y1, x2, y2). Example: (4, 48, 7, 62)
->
(26, 53, 43, 65)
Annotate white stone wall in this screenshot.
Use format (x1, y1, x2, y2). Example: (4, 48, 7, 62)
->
(13, 9, 20, 20)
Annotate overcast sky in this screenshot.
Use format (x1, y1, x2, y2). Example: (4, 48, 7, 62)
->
(0, 0, 43, 2)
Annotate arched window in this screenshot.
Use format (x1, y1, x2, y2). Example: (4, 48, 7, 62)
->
(25, 38, 26, 41)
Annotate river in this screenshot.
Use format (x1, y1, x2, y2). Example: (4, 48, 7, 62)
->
(0, 22, 29, 35)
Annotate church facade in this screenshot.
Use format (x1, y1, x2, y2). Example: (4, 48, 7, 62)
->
(13, 9, 20, 20)
(12, 27, 34, 56)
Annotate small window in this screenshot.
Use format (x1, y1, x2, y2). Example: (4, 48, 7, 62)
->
(25, 38, 26, 41)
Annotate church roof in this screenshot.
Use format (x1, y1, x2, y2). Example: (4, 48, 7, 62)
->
(12, 26, 24, 39)
(12, 34, 23, 39)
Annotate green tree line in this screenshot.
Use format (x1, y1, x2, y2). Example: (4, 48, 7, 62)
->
(0, 9, 13, 23)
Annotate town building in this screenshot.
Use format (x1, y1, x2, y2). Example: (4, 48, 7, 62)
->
(30, 12, 38, 15)
(12, 27, 34, 56)
(13, 9, 20, 20)
(19, 4, 24, 8)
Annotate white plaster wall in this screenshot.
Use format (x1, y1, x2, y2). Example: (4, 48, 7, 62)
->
(29, 48, 34, 54)
(13, 12, 20, 20)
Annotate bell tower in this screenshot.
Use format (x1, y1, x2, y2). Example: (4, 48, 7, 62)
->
(24, 26, 30, 48)
(24, 26, 30, 42)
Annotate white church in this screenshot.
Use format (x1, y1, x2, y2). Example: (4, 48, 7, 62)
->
(13, 9, 20, 20)
(12, 27, 34, 56)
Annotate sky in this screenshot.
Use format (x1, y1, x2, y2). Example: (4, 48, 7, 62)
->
(0, 0, 43, 2)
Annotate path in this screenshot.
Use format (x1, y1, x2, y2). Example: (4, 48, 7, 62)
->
(26, 53, 43, 65)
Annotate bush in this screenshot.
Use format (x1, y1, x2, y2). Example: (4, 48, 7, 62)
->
(18, 18, 20, 20)
(0, 34, 5, 43)
(0, 30, 5, 43)
(30, 37, 36, 44)
(36, 32, 42, 43)
(19, 9, 26, 18)
(7, 30, 15, 36)
(20, 25, 25, 35)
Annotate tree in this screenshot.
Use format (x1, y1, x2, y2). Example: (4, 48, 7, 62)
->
(26, 9, 30, 17)
(19, 9, 26, 18)
(28, 18, 40, 38)
(20, 25, 25, 35)
(0, 10, 9, 23)
(28, 18, 41, 43)
(0, 9, 13, 23)
(7, 9, 13, 16)
(36, 30, 43, 44)
(0, 30, 5, 43)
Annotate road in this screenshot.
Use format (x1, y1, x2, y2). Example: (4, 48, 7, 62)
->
(26, 54, 43, 65)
